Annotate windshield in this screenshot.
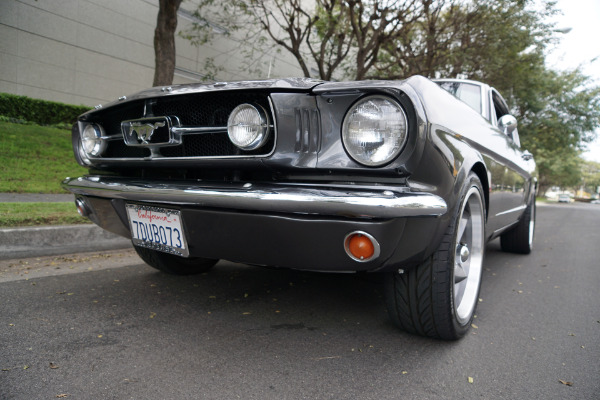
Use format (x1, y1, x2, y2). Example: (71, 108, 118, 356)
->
(436, 81, 482, 115)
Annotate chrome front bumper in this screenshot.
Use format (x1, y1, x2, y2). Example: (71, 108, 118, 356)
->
(62, 176, 447, 219)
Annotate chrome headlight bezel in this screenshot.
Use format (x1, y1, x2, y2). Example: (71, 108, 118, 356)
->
(80, 123, 107, 158)
(341, 95, 409, 167)
(227, 103, 270, 151)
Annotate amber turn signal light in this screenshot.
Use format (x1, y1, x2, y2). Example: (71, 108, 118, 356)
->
(344, 231, 380, 262)
(349, 234, 374, 259)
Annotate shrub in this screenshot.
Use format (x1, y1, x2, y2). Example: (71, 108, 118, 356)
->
(0, 93, 90, 126)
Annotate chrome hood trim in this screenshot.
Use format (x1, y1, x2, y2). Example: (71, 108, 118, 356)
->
(84, 78, 325, 116)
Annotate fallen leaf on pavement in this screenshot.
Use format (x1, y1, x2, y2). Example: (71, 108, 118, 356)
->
(559, 379, 573, 386)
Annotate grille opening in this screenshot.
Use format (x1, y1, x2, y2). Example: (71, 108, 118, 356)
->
(91, 91, 274, 159)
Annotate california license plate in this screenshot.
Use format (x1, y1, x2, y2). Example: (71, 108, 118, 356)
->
(126, 204, 189, 257)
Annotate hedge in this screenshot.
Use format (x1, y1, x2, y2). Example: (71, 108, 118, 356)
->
(0, 92, 91, 126)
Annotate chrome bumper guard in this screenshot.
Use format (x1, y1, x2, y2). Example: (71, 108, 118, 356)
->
(62, 176, 447, 219)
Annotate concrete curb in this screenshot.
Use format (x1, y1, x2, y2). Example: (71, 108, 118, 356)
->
(0, 224, 132, 260)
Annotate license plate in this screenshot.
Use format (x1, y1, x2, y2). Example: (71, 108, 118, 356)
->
(126, 204, 189, 257)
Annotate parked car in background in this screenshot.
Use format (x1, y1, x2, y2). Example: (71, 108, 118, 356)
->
(558, 194, 571, 203)
(63, 76, 536, 339)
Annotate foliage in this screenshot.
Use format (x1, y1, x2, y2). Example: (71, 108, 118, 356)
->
(0, 202, 89, 227)
(0, 121, 88, 193)
(581, 160, 600, 194)
(184, 0, 557, 82)
(184, 0, 431, 81)
(534, 147, 582, 194)
(518, 68, 600, 193)
(0, 93, 89, 126)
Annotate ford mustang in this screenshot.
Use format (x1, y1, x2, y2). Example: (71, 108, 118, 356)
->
(63, 76, 536, 339)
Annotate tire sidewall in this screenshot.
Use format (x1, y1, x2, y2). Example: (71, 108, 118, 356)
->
(444, 173, 485, 338)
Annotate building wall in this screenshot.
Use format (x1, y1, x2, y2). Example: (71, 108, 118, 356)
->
(0, 0, 304, 107)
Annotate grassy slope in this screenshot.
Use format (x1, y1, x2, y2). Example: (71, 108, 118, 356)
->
(0, 121, 88, 193)
(0, 121, 90, 226)
(0, 202, 89, 227)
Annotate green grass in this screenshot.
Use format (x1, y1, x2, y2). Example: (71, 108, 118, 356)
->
(0, 202, 90, 227)
(0, 121, 88, 193)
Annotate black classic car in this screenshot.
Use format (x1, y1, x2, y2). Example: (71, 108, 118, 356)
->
(63, 76, 536, 339)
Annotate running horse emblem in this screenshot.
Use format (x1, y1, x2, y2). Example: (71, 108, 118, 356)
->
(127, 121, 166, 144)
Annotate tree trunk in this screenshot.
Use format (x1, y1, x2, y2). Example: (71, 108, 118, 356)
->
(153, 0, 182, 87)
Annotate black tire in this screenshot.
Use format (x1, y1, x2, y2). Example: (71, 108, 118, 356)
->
(133, 246, 218, 275)
(384, 173, 485, 340)
(500, 197, 535, 254)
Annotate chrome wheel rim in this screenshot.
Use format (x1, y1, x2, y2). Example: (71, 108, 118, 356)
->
(453, 186, 484, 325)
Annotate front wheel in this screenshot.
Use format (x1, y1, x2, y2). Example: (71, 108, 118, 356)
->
(385, 173, 485, 340)
(133, 246, 218, 275)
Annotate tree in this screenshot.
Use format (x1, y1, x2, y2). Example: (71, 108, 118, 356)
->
(581, 160, 600, 195)
(185, 0, 429, 80)
(153, 0, 183, 86)
(514, 68, 600, 194)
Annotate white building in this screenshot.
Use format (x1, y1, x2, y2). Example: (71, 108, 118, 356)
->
(0, 0, 304, 107)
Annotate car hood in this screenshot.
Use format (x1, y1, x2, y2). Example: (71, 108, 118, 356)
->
(89, 78, 325, 112)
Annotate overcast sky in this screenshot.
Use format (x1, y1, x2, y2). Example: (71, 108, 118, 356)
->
(545, 0, 600, 163)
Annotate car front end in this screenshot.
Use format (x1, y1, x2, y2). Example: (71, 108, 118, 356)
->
(63, 77, 451, 273)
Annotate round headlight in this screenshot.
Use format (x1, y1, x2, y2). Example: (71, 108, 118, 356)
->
(342, 96, 408, 166)
(227, 104, 269, 150)
(81, 124, 106, 157)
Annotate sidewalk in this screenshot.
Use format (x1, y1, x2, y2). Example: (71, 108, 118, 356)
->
(0, 194, 131, 260)
(0, 193, 74, 202)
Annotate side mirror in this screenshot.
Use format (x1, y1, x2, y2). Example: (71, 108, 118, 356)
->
(498, 114, 520, 147)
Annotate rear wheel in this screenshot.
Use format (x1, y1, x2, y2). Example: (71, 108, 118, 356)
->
(385, 173, 485, 340)
(133, 246, 218, 275)
(500, 197, 535, 254)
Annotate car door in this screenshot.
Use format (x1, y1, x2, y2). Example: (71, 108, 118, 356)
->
(484, 89, 534, 236)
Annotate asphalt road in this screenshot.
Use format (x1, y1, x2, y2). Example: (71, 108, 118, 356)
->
(1, 202, 598, 399)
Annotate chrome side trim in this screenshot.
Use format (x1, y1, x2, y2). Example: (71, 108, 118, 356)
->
(495, 204, 526, 217)
(63, 176, 447, 219)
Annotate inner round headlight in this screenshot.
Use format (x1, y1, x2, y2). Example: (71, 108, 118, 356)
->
(81, 124, 106, 157)
(227, 104, 269, 150)
(342, 96, 408, 167)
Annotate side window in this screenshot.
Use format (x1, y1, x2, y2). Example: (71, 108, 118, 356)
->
(492, 89, 521, 147)
(492, 90, 509, 122)
(437, 82, 482, 115)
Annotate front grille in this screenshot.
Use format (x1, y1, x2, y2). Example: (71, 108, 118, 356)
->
(88, 91, 274, 159)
